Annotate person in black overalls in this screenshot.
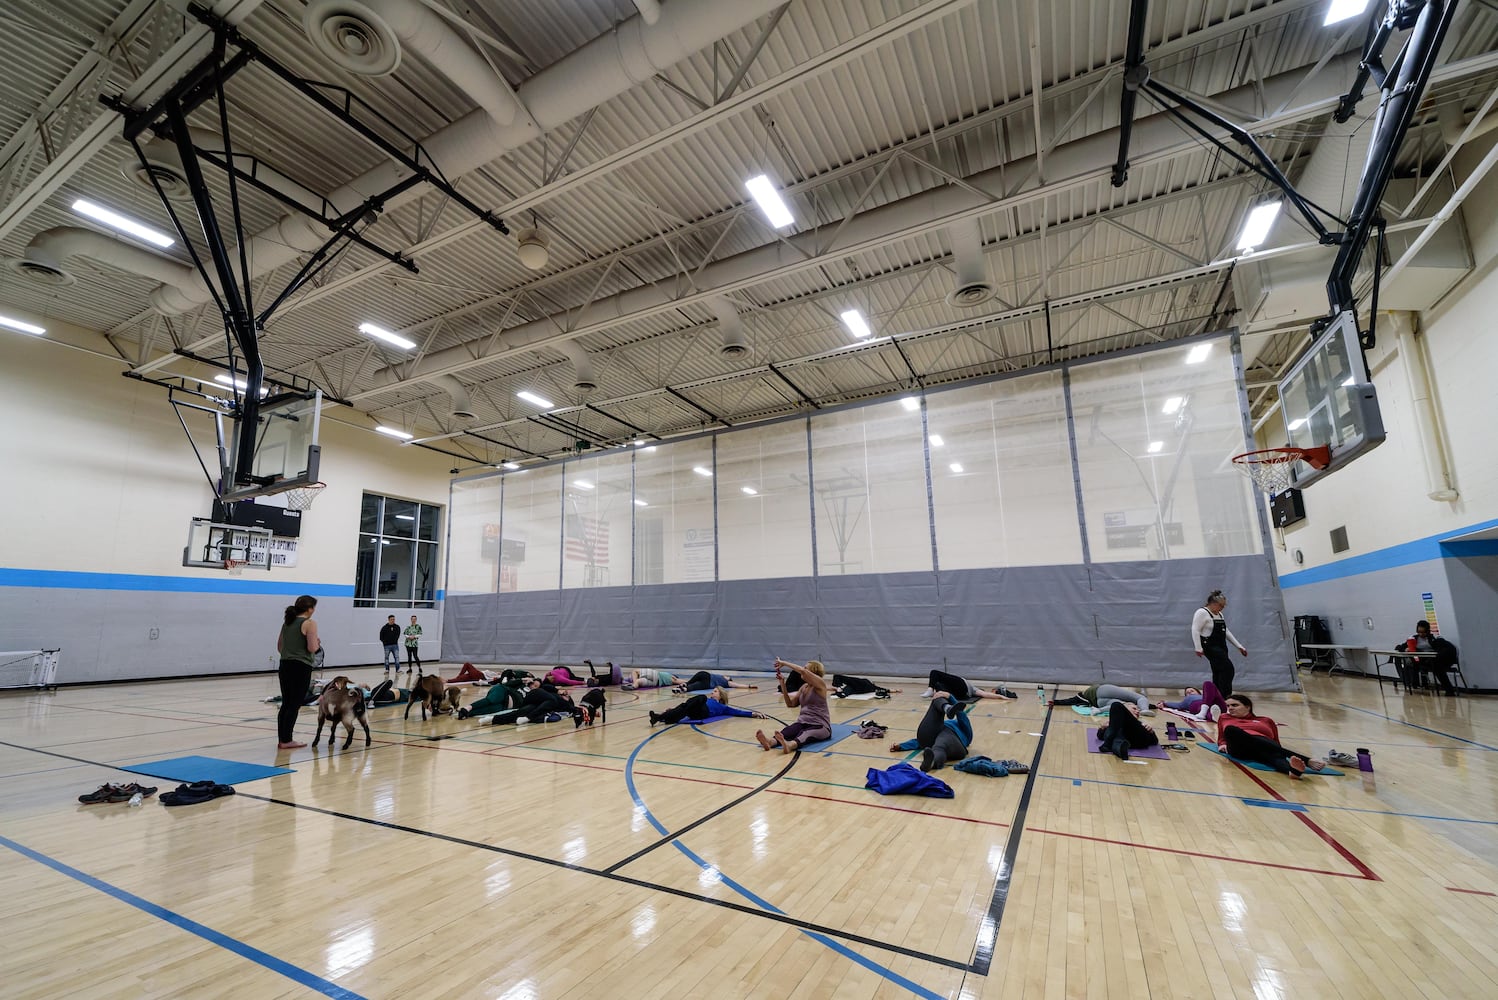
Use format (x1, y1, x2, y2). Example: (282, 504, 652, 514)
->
(1192, 590, 1246, 698)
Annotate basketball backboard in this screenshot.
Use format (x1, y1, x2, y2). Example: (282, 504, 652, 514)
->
(1276, 310, 1386, 488)
(220, 389, 322, 501)
(183, 518, 273, 570)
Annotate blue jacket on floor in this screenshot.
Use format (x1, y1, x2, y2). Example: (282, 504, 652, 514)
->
(864, 762, 954, 798)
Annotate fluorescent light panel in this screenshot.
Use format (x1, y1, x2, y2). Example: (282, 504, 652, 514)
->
(376, 425, 413, 440)
(395, 514, 415, 520)
(1185, 344, 1212, 365)
(1162, 396, 1183, 415)
(501, 461, 521, 470)
(1287, 418, 1307, 431)
(634, 499, 648, 507)
(840, 309, 873, 340)
(573, 479, 594, 490)
(516, 390, 554, 409)
(1147, 441, 1164, 453)
(213, 374, 267, 396)
(741, 486, 757, 496)
(744, 174, 795, 229)
(949, 462, 964, 473)
(71, 198, 174, 248)
(928, 434, 944, 448)
(359, 322, 416, 350)
(1324, 0, 1370, 26)
(0, 314, 45, 335)
(1236, 201, 1282, 250)
(901, 397, 920, 412)
(692, 466, 713, 478)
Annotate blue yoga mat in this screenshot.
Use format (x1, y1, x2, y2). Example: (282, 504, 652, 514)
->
(121, 756, 293, 785)
(1197, 742, 1343, 776)
(818, 722, 862, 748)
(1071, 705, 1106, 717)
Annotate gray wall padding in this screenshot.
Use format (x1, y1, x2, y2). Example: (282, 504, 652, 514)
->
(442, 554, 1298, 689)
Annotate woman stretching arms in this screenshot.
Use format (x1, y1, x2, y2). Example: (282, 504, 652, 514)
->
(1216, 694, 1326, 778)
(756, 659, 831, 753)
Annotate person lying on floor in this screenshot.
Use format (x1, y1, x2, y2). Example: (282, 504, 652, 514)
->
(446, 662, 500, 684)
(756, 659, 831, 754)
(1095, 702, 1158, 760)
(1155, 681, 1228, 721)
(463, 678, 573, 724)
(458, 676, 530, 717)
(888, 693, 974, 772)
(673, 670, 758, 693)
(921, 669, 1016, 701)
(1049, 683, 1152, 714)
(1215, 694, 1327, 778)
(546, 665, 587, 686)
(832, 674, 900, 698)
(648, 688, 767, 726)
(625, 668, 679, 689)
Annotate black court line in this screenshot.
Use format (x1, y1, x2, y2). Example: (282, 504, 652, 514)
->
(967, 692, 1053, 977)
(0, 736, 972, 974)
(604, 749, 799, 874)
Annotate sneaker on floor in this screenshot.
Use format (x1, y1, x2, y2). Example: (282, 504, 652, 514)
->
(120, 782, 158, 798)
(1326, 750, 1357, 767)
(78, 783, 124, 804)
(998, 759, 1030, 774)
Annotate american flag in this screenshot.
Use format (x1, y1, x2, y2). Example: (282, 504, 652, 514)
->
(565, 513, 609, 563)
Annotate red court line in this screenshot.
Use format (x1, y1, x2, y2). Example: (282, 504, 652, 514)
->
(1027, 827, 1367, 879)
(1446, 887, 1497, 897)
(1229, 762, 1381, 881)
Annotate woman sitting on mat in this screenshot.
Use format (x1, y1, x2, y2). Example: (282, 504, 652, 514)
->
(1095, 701, 1159, 761)
(649, 688, 767, 726)
(922, 669, 1016, 701)
(1216, 694, 1327, 778)
(625, 668, 678, 690)
(832, 674, 900, 698)
(888, 693, 973, 772)
(673, 670, 758, 693)
(1049, 683, 1152, 714)
(756, 659, 832, 753)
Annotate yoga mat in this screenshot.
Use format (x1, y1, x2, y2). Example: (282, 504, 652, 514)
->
(121, 756, 293, 785)
(1085, 730, 1172, 760)
(1197, 742, 1343, 775)
(818, 722, 862, 748)
(1070, 705, 1106, 716)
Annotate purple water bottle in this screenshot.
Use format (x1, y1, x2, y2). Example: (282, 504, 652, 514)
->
(1166, 721, 1178, 741)
(1356, 747, 1373, 772)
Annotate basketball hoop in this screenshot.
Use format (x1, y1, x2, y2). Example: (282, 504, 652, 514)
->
(281, 482, 327, 511)
(1231, 445, 1332, 495)
(225, 558, 244, 576)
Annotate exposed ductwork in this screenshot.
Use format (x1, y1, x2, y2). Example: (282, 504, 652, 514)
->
(10, 227, 198, 297)
(708, 297, 749, 358)
(136, 0, 788, 316)
(1388, 311, 1458, 501)
(121, 127, 337, 214)
(354, 53, 1368, 400)
(555, 339, 597, 392)
(632, 0, 662, 26)
(302, 0, 522, 125)
(945, 218, 994, 307)
(432, 374, 477, 419)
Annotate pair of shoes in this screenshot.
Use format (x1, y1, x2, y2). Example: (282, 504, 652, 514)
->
(1326, 749, 1357, 767)
(994, 687, 1018, 699)
(78, 783, 136, 804)
(161, 780, 235, 806)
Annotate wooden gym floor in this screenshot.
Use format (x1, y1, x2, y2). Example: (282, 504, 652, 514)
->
(1, 668, 1496, 999)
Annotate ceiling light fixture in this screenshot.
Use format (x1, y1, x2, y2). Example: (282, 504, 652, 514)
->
(928, 434, 944, 447)
(741, 486, 758, 496)
(516, 390, 555, 409)
(949, 462, 964, 473)
(744, 174, 795, 229)
(395, 514, 415, 521)
(0, 314, 45, 335)
(573, 479, 594, 490)
(376, 426, 413, 440)
(1323, 0, 1370, 26)
(1287, 418, 1307, 431)
(901, 397, 920, 412)
(359, 322, 416, 350)
(634, 439, 649, 447)
(1147, 441, 1164, 453)
(1185, 344, 1212, 365)
(213, 374, 268, 396)
(635, 499, 649, 507)
(501, 461, 521, 470)
(692, 466, 713, 477)
(840, 309, 873, 339)
(1162, 396, 1183, 414)
(1235, 201, 1282, 251)
(71, 198, 174, 248)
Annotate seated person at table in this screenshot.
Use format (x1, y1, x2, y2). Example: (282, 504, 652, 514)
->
(889, 693, 973, 772)
(1397, 621, 1460, 694)
(1095, 702, 1159, 761)
(1215, 694, 1327, 778)
(625, 668, 678, 689)
(649, 688, 767, 726)
(1049, 683, 1152, 714)
(756, 659, 831, 753)
(921, 669, 1016, 701)
(674, 670, 759, 693)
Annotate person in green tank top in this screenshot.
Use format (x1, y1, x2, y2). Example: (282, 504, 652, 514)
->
(276, 595, 321, 749)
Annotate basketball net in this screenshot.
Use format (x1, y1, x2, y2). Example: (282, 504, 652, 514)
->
(282, 482, 326, 511)
(225, 558, 244, 576)
(1231, 445, 1331, 496)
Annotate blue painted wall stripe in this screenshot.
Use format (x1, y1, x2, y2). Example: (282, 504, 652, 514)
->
(1279, 516, 1498, 589)
(0, 833, 366, 999)
(0, 567, 445, 601)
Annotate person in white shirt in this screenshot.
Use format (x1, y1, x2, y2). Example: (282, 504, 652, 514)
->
(1192, 590, 1246, 697)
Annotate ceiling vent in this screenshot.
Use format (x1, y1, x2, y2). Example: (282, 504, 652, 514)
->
(433, 375, 477, 419)
(304, 0, 402, 76)
(945, 218, 995, 308)
(556, 340, 597, 392)
(7, 256, 75, 286)
(708, 297, 749, 358)
(120, 139, 196, 203)
(515, 228, 550, 270)
(947, 280, 996, 308)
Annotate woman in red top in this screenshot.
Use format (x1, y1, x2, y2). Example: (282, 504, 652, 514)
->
(1216, 694, 1327, 778)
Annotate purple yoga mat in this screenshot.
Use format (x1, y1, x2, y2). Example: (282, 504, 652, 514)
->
(1085, 729, 1172, 760)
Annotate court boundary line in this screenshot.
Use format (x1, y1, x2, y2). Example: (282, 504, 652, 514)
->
(0, 833, 366, 1000)
(1335, 702, 1498, 751)
(1228, 762, 1381, 881)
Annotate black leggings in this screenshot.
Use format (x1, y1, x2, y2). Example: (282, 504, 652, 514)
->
(1222, 726, 1308, 774)
(914, 699, 969, 769)
(489, 689, 567, 725)
(657, 695, 713, 725)
(682, 670, 715, 692)
(1205, 646, 1234, 698)
(406, 645, 422, 670)
(277, 660, 313, 742)
(1098, 702, 1158, 749)
(832, 674, 880, 695)
(927, 670, 971, 699)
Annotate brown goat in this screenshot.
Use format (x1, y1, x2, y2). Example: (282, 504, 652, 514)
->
(405, 674, 461, 721)
(311, 676, 371, 749)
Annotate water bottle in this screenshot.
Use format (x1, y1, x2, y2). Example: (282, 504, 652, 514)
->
(1356, 747, 1373, 772)
(1036, 684, 1045, 704)
(1166, 721, 1178, 741)
(128, 791, 144, 807)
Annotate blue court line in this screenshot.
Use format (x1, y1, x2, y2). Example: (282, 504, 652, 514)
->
(1335, 703, 1498, 751)
(622, 733, 949, 999)
(1041, 773, 1498, 826)
(0, 833, 365, 999)
(1244, 798, 1307, 812)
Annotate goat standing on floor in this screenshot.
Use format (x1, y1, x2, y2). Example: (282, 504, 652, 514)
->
(312, 676, 371, 749)
(406, 674, 461, 721)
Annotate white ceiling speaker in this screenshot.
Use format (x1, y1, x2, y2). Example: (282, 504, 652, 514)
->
(515, 227, 550, 270)
(304, 0, 402, 76)
(119, 139, 195, 203)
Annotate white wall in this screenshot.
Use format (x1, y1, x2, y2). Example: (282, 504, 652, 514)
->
(0, 330, 457, 682)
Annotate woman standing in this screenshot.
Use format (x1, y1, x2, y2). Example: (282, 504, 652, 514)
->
(755, 659, 831, 753)
(1192, 590, 1246, 698)
(1216, 694, 1326, 778)
(404, 615, 424, 678)
(276, 595, 320, 749)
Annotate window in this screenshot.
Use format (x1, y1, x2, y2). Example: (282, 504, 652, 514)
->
(355, 494, 443, 607)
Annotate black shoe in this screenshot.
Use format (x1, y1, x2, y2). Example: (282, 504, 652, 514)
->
(1111, 737, 1130, 761)
(648, 711, 659, 728)
(919, 748, 936, 772)
(457, 708, 470, 720)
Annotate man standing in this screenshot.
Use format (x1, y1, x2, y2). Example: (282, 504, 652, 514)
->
(1192, 589, 1247, 698)
(404, 615, 424, 681)
(379, 615, 401, 678)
